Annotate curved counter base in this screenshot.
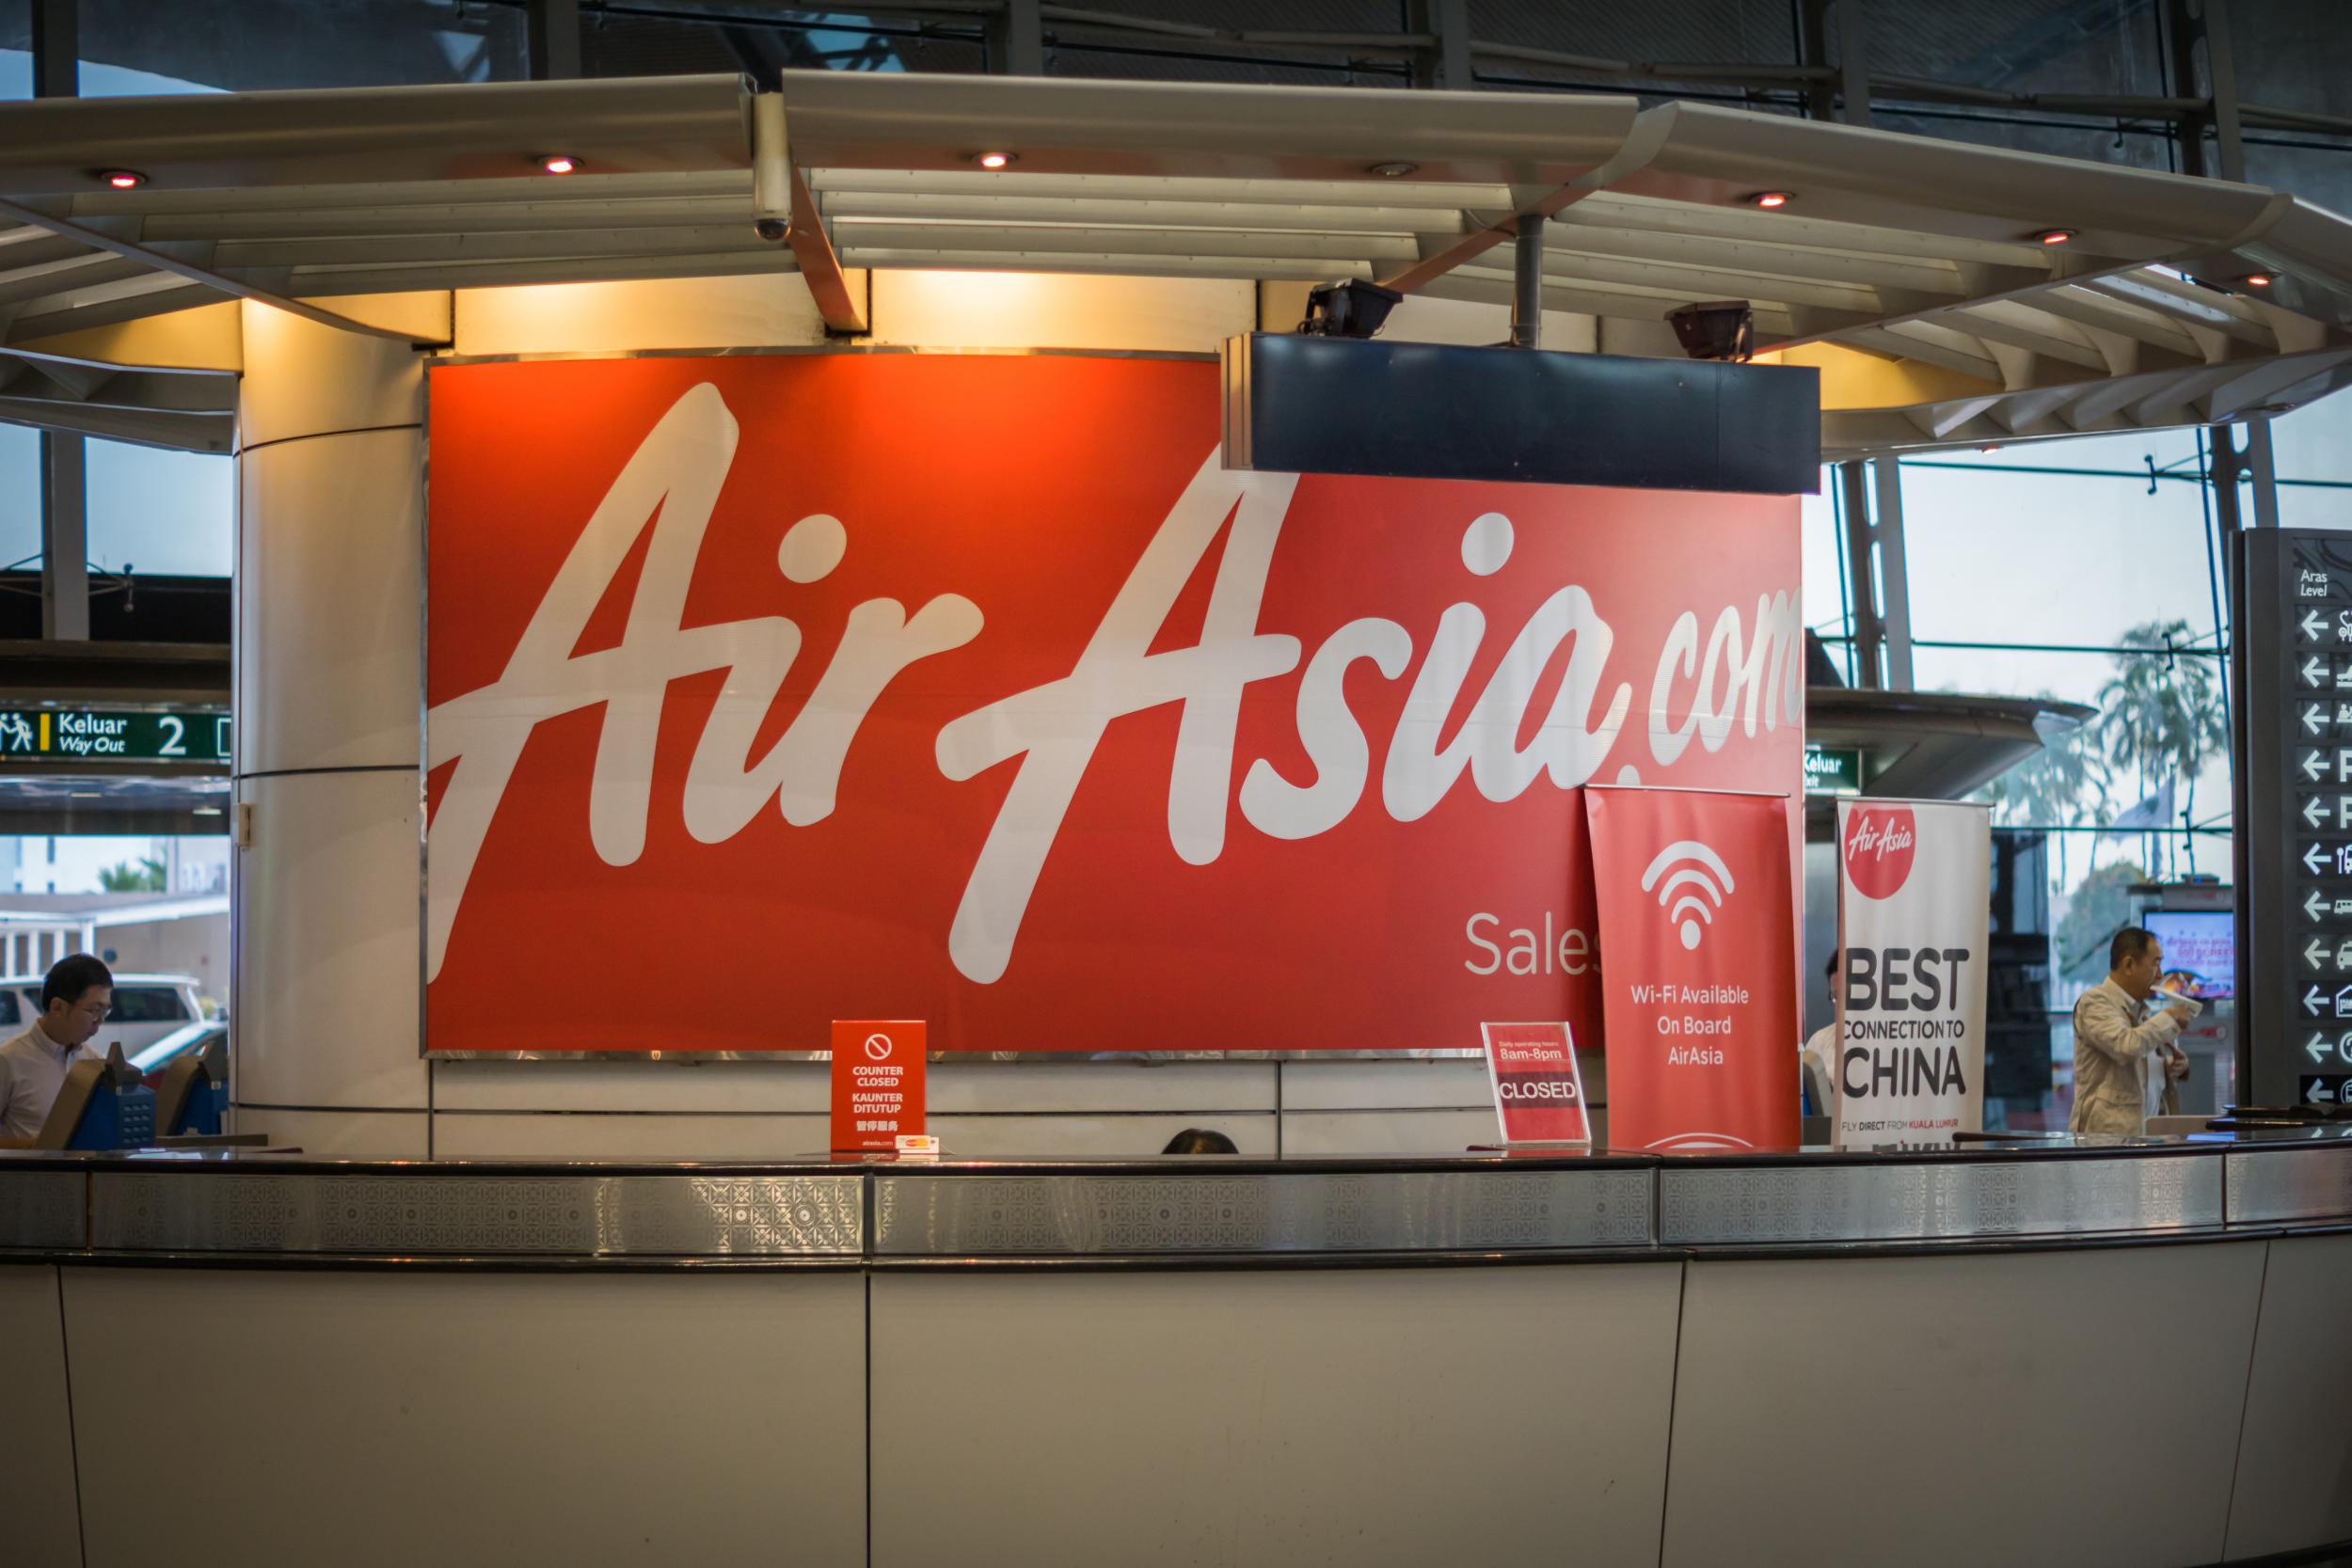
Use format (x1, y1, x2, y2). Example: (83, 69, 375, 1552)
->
(4, 1138, 2349, 1568)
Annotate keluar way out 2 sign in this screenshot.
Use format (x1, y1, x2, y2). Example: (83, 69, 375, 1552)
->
(425, 355, 1803, 1054)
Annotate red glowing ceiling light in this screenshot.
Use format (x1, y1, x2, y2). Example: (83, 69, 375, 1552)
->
(2243, 272, 2275, 288)
(1748, 190, 1792, 209)
(539, 154, 577, 175)
(100, 169, 147, 190)
(974, 150, 1015, 169)
(2035, 229, 2075, 245)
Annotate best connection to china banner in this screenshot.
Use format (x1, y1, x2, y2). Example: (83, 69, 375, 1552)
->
(424, 354, 1801, 1055)
(1833, 800, 1991, 1147)
(1585, 787, 1799, 1152)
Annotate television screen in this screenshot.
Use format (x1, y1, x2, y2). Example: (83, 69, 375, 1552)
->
(2145, 911, 2234, 1002)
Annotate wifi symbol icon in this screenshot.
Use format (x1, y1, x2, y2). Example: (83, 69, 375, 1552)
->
(1640, 840, 1736, 952)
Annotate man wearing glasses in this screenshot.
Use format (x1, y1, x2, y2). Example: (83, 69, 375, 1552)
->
(0, 955, 114, 1145)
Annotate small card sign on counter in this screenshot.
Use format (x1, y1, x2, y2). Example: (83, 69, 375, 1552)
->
(831, 1020, 927, 1152)
(1479, 1022, 1591, 1146)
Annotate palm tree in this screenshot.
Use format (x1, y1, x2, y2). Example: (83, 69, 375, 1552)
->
(1980, 699, 2109, 889)
(97, 857, 167, 894)
(2094, 619, 2228, 876)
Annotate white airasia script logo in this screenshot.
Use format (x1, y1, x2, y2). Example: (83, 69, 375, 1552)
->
(426, 383, 1800, 986)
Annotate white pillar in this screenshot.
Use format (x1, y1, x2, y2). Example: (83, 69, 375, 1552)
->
(231, 299, 439, 1156)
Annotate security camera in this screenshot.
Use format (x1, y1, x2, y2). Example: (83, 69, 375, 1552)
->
(754, 216, 791, 244)
(1298, 279, 1403, 340)
(1666, 301, 1755, 361)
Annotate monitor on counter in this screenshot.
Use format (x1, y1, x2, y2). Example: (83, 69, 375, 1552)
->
(2144, 910, 2234, 1001)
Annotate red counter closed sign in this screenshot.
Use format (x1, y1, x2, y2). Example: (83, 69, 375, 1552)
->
(832, 1020, 926, 1152)
(1480, 1022, 1590, 1145)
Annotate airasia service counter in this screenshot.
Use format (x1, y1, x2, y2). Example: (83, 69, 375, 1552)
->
(5, 1132, 2351, 1568)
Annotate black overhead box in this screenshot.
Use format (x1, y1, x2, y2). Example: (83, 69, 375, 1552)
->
(1220, 334, 1820, 496)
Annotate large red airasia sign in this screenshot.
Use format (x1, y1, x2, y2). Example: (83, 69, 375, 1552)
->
(424, 355, 1802, 1054)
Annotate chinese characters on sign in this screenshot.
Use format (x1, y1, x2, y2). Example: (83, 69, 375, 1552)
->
(830, 1020, 926, 1152)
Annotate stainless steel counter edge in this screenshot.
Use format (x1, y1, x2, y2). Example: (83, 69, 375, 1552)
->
(0, 1141, 2347, 1260)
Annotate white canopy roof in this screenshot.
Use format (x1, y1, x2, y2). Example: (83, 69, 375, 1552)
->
(0, 69, 2346, 458)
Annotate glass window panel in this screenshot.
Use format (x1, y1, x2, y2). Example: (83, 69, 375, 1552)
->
(0, 424, 37, 572)
(86, 439, 231, 578)
(1800, 475, 1846, 641)
(2270, 391, 2352, 489)
(1919, 426, 2206, 476)
(1914, 645, 2123, 708)
(1899, 463, 2222, 648)
(2272, 481, 2352, 531)
(77, 0, 522, 92)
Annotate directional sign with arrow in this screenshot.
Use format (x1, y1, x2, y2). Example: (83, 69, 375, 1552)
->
(2236, 531, 2352, 1103)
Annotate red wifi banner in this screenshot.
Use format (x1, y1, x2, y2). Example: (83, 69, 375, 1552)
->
(1585, 787, 1800, 1151)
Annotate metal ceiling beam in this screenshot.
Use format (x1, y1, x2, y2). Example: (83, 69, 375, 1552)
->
(814, 190, 1464, 234)
(0, 196, 431, 344)
(804, 170, 1514, 210)
(788, 166, 867, 334)
(31, 0, 75, 102)
(138, 197, 755, 242)
(71, 169, 753, 218)
(828, 219, 1416, 263)
(7, 281, 217, 346)
(836, 247, 1373, 282)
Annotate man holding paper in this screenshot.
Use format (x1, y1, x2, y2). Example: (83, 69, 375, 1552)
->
(2070, 928, 2194, 1135)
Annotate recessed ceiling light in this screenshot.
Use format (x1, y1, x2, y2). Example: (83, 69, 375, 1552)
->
(1748, 191, 1792, 210)
(99, 169, 147, 190)
(2034, 229, 2075, 245)
(539, 154, 577, 175)
(973, 150, 1015, 169)
(2243, 272, 2274, 288)
(193, 806, 223, 816)
(1367, 161, 1419, 179)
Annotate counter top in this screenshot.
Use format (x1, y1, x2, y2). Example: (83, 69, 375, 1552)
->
(4, 1132, 2349, 1266)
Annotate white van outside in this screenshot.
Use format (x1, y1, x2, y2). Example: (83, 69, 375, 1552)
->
(0, 974, 210, 1058)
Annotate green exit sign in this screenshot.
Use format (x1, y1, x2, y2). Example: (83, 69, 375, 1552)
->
(0, 707, 230, 764)
(1804, 743, 1865, 795)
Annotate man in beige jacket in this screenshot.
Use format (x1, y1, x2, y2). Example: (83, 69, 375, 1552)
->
(2070, 927, 2194, 1135)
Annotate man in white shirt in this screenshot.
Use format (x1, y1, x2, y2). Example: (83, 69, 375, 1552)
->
(0, 955, 114, 1145)
(2070, 928, 2191, 1136)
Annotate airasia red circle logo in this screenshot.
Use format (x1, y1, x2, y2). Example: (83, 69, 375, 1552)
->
(1842, 806, 1916, 900)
